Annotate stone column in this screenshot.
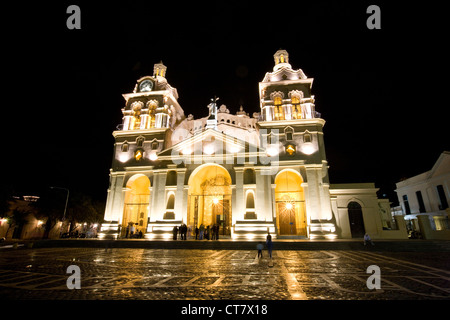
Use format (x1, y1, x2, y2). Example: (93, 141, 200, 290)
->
(305, 166, 332, 221)
(103, 172, 125, 222)
(234, 168, 244, 221)
(255, 168, 273, 221)
(175, 169, 187, 221)
(417, 215, 432, 239)
(305, 167, 321, 220)
(151, 171, 167, 221)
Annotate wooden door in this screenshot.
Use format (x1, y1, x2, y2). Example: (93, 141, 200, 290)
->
(278, 203, 297, 235)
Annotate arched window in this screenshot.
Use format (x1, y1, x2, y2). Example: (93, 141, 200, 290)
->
(291, 96, 302, 119)
(246, 192, 255, 208)
(136, 136, 145, 147)
(166, 194, 175, 210)
(285, 127, 293, 141)
(121, 141, 129, 152)
(303, 131, 312, 143)
(245, 191, 256, 219)
(164, 193, 175, 219)
(274, 96, 283, 120)
(243, 169, 256, 184)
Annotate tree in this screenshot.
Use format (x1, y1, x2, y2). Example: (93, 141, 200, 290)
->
(0, 185, 12, 219)
(66, 192, 100, 232)
(5, 208, 29, 239)
(33, 189, 66, 239)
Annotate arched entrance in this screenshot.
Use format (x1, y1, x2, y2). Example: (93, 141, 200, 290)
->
(187, 164, 232, 236)
(122, 174, 150, 238)
(275, 170, 307, 236)
(348, 201, 365, 238)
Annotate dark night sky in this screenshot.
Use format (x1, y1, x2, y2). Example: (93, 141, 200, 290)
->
(3, 1, 448, 205)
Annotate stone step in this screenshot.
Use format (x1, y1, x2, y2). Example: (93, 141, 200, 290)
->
(26, 239, 450, 252)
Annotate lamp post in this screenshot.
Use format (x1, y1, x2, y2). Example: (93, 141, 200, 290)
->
(50, 186, 69, 237)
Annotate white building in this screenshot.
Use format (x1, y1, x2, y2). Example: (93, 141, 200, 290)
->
(395, 151, 450, 232)
(100, 50, 407, 240)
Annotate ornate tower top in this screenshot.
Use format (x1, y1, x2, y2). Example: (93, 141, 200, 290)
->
(273, 49, 292, 71)
(153, 61, 167, 78)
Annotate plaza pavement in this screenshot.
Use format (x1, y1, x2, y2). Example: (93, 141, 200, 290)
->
(0, 239, 449, 302)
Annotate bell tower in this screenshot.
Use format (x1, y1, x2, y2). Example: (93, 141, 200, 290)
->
(258, 49, 336, 239)
(101, 61, 186, 238)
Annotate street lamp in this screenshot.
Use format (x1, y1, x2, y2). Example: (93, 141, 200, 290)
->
(50, 186, 69, 237)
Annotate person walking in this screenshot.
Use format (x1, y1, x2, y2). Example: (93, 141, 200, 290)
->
(257, 242, 264, 259)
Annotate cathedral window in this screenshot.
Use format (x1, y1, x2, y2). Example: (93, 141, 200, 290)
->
(274, 96, 283, 120)
(167, 193, 175, 209)
(291, 96, 302, 119)
(245, 191, 256, 219)
(136, 136, 145, 147)
(303, 131, 312, 143)
(164, 193, 176, 219)
(121, 141, 129, 152)
(285, 127, 293, 141)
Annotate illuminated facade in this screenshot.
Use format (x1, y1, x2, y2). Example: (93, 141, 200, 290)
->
(101, 50, 405, 240)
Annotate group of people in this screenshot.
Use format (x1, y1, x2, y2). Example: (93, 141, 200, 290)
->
(195, 224, 221, 240)
(123, 225, 143, 239)
(172, 224, 222, 240)
(172, 224, 189, 240)
(257, 233, 273, 259)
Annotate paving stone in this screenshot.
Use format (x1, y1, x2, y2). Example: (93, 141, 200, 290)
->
(0, 247, 448, 300)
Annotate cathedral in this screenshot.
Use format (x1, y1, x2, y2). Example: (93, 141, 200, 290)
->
(100, 50, 407, 240)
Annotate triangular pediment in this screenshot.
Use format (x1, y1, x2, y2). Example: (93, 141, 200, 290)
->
(427, 151, 450, 179)
(157, 129, 264, 158)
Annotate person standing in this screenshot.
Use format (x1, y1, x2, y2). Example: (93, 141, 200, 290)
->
(182, 224, 187, 240)
(187, 225, 191, 240)
(125, 225, 129, 239)
(199, 224, 205, 240)
(211, 225, 215, 240)
(195, 226, 199, 240)
(179, 224, 184, 240)
(173, 226, 178, 240)
(266, 233, 273, 259)
(130, 224, 135, 238)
